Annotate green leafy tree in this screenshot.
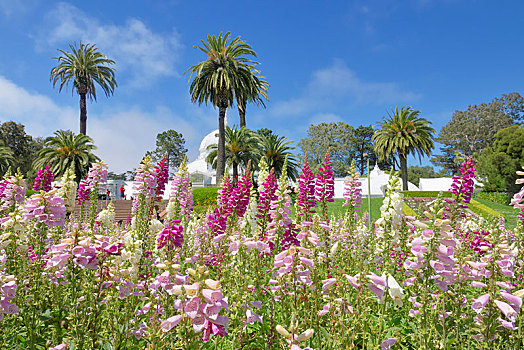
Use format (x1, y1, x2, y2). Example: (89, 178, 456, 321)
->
(373, 106, 435, 190)
(50, 43, 117, 135)
(0, 143, 14, 175)
(298, 122, 354, 176)
(187, 32, 261, 184)
(432, 92, 524, 174)
(0, 121, 43, 177)
(477, 125, 524, 195)
(259, 134, 298, 181)
(206, 126, 259, 182)
(430, 144, 462, 176)
(107, 172, 126, 180)
(407, 166, 440, 187)
(151, 130, 187, 174)
(351, 125, 393, 175)
(33, 130, 100, 182)
(256, 128, 273, 138)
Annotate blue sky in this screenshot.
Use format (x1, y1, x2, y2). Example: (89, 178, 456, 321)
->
(0, 0, 522, 173)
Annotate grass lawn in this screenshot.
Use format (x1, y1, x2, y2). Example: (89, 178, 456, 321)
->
(472, 197, 520, 230)
(326, 197, 384, 222)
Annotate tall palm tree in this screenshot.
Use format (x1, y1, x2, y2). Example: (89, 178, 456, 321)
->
(237, 67, 269, 128)
(373, 106, 435, 190)
(206, 126, 259, 183)
(50, 43, 117, 135)
(186, 32, 261, 184)
(33, 130, 100, 182)
(0, 144, 14, 175)
(259, 134, 299, 181)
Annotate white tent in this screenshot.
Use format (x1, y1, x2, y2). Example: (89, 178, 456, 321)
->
(418, 178, 453, 191)
(334, 164, 418, 198)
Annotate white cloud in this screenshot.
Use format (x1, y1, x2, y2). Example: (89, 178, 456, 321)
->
(273, 59, 421, 117)
(36, 2, 182, 87)
(0, 75, 205, 174)
(0, 0, 37, 17)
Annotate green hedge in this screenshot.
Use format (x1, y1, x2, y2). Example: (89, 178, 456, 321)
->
(469, 199, 504, 219)
(192, 187, 219, 207)
(474, 191, 508, 205)
(399, 190, 452, 198)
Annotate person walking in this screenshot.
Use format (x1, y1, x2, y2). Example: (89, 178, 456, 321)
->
(120, 185, 125, 200)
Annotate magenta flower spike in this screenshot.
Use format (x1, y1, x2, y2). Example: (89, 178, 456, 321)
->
(33, 165, 54, 192)
(297, 155, 316, 220)
(157, 219, 184, 249)
(154, 155, 169, 202)
(448, 157, 476, 210)
(315, 150, 335, 220)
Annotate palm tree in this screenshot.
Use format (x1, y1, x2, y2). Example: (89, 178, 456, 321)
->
(259, 134, 299, 181)
(33, 130, 100, 182)
(373, 106, 435, 190)
(186, 32, 261, 184)
(0, 144, 14, 175)
(237, 67, 269, 128)
(50, 43, 117, 135)
(206, 126, 259, 183)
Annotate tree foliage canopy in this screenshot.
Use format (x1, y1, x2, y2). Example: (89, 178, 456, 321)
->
(298, 123, 393, 177)
(50, 43, 117, 101)
(33, 130, 100, 182)
(187, 32, 264, 184)
(373, 106, 435, 190)
(151, 130, 187, 173)
(432, 92, 524, 174)
(298, 122, 354, 176)
(259, 133, 298, 181)
(477, 124, 524, 195)
(407, 166, 440, 187)
(0, 121, 43, 177)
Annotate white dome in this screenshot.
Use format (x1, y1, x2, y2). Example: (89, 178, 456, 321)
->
(199, 130, 218, 154)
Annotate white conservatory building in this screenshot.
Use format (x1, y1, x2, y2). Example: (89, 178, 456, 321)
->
(186, 129, 218, 187)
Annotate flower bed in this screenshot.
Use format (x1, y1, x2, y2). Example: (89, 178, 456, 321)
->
(1, 155, 524, 349)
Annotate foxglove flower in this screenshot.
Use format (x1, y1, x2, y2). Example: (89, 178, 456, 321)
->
(448, 157, 476, 209)
(157, 219, 184, 249)
(166, 157, 193, 220)
(296, 155, 316, 219)
(314, 150, 335, 219)
(154, 155, 169, 202)
(343, 160, 362, 212)
(132, 156, 157, 213)
(33, 165, 54, 192)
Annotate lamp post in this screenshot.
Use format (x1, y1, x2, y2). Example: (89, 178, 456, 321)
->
(364, 153, 371, 229)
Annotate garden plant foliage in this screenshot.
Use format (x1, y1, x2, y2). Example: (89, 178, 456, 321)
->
(1, 154, 524, 349)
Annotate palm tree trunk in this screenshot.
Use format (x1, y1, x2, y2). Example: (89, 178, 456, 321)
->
(232, 161, 239, 184)
(79, 93, 87, 135)
(400, 153, 408, 191)
(238, 102, 246, 128)
(216, 107, 226, 185)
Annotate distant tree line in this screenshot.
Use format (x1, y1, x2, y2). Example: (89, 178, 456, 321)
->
(432, 92, 524, 197)
(298, 123, 393, 177)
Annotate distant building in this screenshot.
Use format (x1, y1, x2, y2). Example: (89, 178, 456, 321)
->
(334, 164, 418, 198)
(186, 129, 218, 187)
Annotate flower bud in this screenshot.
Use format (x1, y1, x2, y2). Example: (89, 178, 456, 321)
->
(296, 329, 314, 342)
(205, 279, 221, 290)
(276, 325, 291, 339)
